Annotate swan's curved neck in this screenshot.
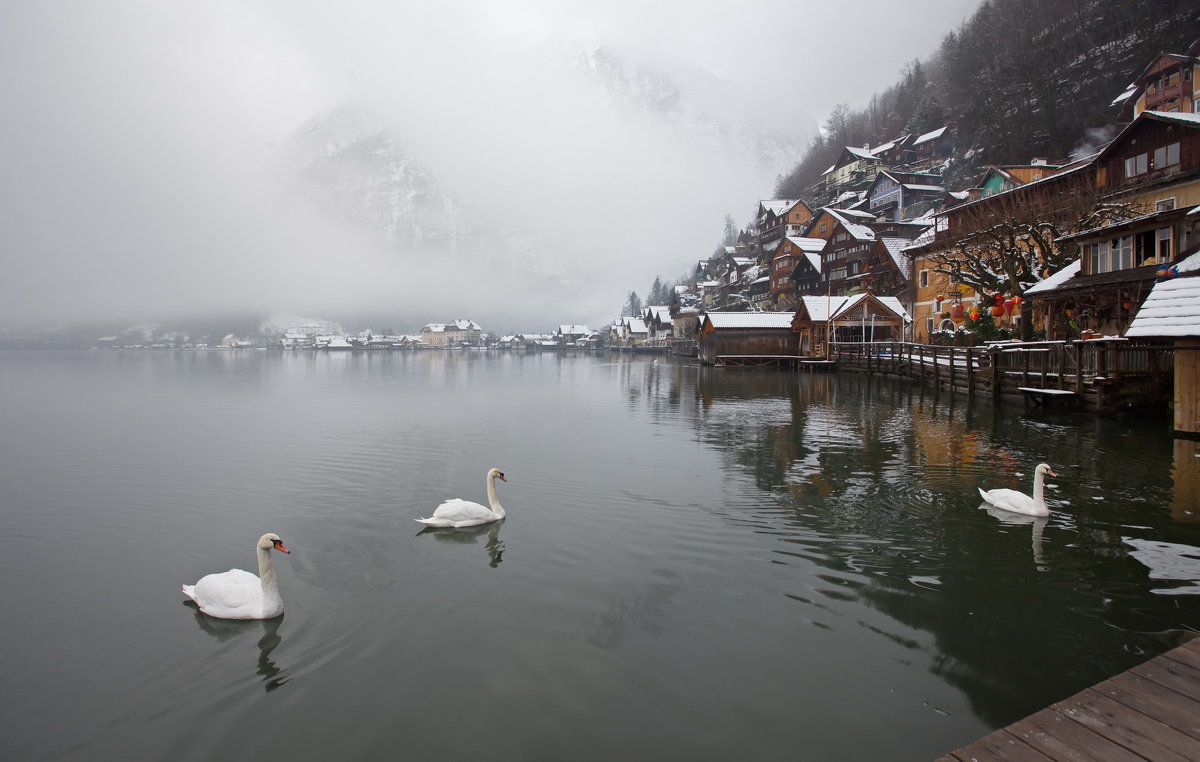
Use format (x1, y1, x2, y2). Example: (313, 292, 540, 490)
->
(257, 546, 282, 607)
(487, 475, 505, 518)
(1032, 470, 1048, 505)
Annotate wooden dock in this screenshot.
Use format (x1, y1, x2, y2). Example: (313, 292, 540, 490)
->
(938, 637, 1200, 761)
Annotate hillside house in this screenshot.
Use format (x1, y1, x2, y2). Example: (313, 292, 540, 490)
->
(1024, 110, 1200, 339)
(865, 170, 946, 221)
(754, 199, 814, 253)
(910, 126, 952, 169)
(1116, 38, 1200, 120)
(822, 145, 886, 196)
(977, 160, 1063, 198)
(773, 236, 825, 305)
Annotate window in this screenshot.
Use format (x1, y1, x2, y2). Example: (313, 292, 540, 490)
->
(1157, 227, 1172, 261)
(1153, 142, 1180, 168)
(1125, 153, 1148, 177)
(925, 317, 934, 336)
(1156, 198, 1175, 212)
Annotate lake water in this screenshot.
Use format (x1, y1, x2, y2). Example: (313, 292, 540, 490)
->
(1, 349, 1198, 761)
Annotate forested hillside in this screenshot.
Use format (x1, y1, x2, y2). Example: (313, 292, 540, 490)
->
(775, 0, 1200, 200)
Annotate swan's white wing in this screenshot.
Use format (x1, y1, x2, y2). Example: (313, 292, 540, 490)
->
(431, 499, 495, 523)
(192, 568, 263, 619)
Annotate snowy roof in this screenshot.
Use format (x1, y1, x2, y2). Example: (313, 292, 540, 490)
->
(624, 319, 648, 333)
(797, 295, 910, 323)
(878, 237, 913, 279)
(903, 183, 945, 192)
(1143, 110, 1200, 126)
(558, 324, 590, 334)
(701, 312, 796, 330)
(423, 323, 445, 332)
(750, 275, 771, 285)
(802, 252, 822, 273)
(1126, 274, 1200, 337)
(824, 208, 876, 241)
(914, 126, 948, 144)
(1024, 260, 1082, 295)
(845, 146, 877, 161)
(786, 236, 827, 253)
(1110, 85, 1138, 107)
(759, 199, 798, 216)
(450, 319, 482, 331)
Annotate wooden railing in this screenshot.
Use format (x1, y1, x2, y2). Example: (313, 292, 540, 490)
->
(829, 340, 1177, 408)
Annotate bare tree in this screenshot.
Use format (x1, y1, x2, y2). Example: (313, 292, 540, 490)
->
(926, 173, 1146, 299)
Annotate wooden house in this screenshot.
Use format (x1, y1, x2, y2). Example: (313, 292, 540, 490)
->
(696, 312, 797, 365)
(910, 126, 952, 169)
(1094, 110, 1200, 212)
(864, 170, 945, 221)
(1024, 110, 1200, 339)
(642, 307, 673, 341)
(777, 237, 826, 301)
(1116, 38, 1200, 121)
(977, 160, 1063, 198)
(822, 145, 886, 195)
(790, 294, 911, 358)
(1125, 256, 1200, 436)
(755, 199, 814, 253)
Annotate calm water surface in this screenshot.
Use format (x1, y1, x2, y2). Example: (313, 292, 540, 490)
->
(1, 350, 1197, 761)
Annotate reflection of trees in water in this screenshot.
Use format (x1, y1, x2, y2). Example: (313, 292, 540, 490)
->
(417, 521, 504, 567)
(651, 365, 1190, 727)
(185, 605, 290, 692)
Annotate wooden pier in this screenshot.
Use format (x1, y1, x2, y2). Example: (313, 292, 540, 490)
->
(829, 340, 1176, 412)
(938, 637, 1200, 761)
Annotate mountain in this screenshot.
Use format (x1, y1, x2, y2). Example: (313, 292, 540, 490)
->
(279, 106, 471, 251)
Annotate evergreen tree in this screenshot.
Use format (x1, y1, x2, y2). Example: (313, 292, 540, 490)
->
(623, 291, 643, 317)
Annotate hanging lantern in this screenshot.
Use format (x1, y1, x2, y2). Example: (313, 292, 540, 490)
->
(1003, 298, 1015, 315)
(992, 293, 1004, 304)
(969, 308, 981, 321)
(935, 293, 945, 302)
(1122, 299, 1135, 310)
(990, 305, 1005, 317)
(951, 303, 965, 322)
(1011, 295, 1022, 306)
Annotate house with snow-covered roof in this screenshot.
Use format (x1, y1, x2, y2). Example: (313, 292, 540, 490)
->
(911, 126, 952, 169)
(1115, 37, 1200, 121)
(1126, 252, 1200, 435)
(790, 293, 910, 358)
(696, 311, 798, 365)
(864, 170, 946, 221)
(822, 145, 887, 196)
(770, 236, 826, 307)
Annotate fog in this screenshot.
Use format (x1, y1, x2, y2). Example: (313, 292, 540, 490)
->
(0, 1, 976, 334)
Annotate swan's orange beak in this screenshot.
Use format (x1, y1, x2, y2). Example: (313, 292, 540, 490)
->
(1046, 469, 1058, 478)
(273, 540, 291, 554)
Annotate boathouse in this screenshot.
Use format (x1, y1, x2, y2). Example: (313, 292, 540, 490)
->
(791, 293, 910, 358)
(696, 312, 797, 365)
(1126, 254, 1200, 436)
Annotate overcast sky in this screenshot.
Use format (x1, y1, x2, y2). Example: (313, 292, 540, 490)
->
(0, 1, 980, 334)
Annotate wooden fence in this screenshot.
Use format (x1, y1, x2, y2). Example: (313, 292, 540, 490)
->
(830, 340, 1177, 411)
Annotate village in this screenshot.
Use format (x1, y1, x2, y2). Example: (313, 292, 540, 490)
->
(600, 38, 1200, 439)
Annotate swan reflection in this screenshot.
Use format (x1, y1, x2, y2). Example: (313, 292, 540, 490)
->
(981, 503, 1049, 570)
(184, 603, 290, 691)
(416, 521, 505, 567)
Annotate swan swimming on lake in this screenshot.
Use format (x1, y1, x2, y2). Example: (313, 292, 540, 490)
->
(182, 533, 291, 619)
(978, 463, 1057, 517)
(417, 468, 507, 528)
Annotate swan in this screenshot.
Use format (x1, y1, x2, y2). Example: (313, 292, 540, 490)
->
(417, 468, 507, 528)
(978, 463, 1057, 517)
(182, 533, 291, 619)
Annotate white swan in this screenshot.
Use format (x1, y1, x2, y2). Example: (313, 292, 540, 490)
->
(978, 463, 1057, 517)
(182, 533, 291, 619)
(417, 468, 507, 528)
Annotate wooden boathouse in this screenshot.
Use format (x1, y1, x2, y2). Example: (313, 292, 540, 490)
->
(791, 293, 910, 359)
(696, 312, 798, 367)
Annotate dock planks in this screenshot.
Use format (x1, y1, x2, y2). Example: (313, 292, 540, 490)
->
(938, 638, 1200, 761)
